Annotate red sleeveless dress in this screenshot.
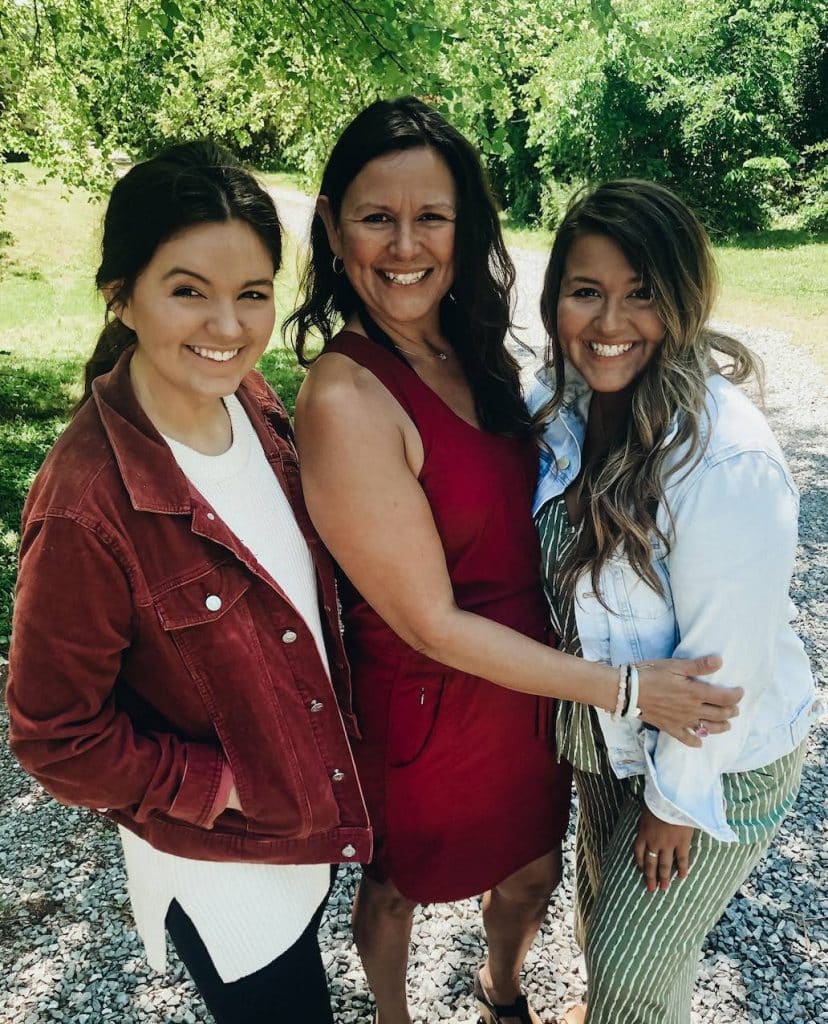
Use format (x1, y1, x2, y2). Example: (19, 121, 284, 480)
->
(329, 332, 571, 902)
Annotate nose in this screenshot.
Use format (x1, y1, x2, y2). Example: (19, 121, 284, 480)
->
(593, 297, 626, 336)
(208, 301, 244, 341)
(389, 220, 419, 260)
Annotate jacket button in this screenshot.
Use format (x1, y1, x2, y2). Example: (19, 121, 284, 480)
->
(341, 844, 356, 858)
(281, 629, 298, 643)
(309, 700, 324, 713)
(205, 594, 222, 612)
(206, 512, 215, 521)
(556, 456, 570, 470)
(331, 769, 345, 782)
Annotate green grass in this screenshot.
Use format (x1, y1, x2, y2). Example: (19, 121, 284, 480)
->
(713, 229, 828, 369)
(0, 163, 307, 652)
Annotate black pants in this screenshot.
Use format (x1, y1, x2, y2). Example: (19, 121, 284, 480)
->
(165, 877, 335, 1024)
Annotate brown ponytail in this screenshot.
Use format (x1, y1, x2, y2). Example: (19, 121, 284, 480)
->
(74, 317, 136, 413)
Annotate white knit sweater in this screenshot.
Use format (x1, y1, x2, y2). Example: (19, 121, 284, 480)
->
(119, 394, 330, 982)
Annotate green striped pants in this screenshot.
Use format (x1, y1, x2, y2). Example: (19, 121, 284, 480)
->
(573, 741, 807, 1024)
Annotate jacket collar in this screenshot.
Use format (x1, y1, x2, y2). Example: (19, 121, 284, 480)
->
(531, 358, 684, 516)
(92, 347, 292, 514)
(534, 358, 682, 446)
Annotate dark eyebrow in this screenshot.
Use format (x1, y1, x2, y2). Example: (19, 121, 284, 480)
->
(350, 201, 456, 214)
(567, 274, 642, 286)
(162, 267, 210, 283)
(162, 267, 273, 288)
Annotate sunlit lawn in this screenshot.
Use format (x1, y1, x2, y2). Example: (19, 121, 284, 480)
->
(0, 164, 307, 650)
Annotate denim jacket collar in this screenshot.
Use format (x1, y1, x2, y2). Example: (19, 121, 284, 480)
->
(530, 360, 682, 516)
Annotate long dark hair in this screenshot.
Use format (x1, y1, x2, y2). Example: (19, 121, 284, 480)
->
(284, 97, 530, 437)
(537, 179, 760, 605)
(77, 140, 282, 409)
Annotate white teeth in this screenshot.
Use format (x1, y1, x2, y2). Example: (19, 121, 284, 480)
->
(588, 342, 634, 357)
(190, 346, 240, 362)
(381, 270, 428, 285)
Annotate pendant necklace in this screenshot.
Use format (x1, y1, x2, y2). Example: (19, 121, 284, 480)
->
(392, 340, 449, 361)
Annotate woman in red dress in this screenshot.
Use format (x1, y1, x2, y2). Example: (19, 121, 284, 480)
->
(287, 98, 741, 1024)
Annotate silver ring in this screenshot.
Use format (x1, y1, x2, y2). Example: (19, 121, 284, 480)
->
(645, 850, 659, 859)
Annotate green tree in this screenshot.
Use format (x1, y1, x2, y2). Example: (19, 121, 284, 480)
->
(1, 0, 825, 233)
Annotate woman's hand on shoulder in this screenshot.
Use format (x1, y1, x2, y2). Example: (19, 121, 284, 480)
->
(636, 656, 742, 747)
(634, 805, 695, 893)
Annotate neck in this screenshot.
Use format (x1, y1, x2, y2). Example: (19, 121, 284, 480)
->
(353, 307, 448, 356)
(130, 352, 232, 455)
(586, 383, 636, 451)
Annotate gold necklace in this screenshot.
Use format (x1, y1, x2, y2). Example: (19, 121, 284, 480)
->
(392, 340, 449, 361)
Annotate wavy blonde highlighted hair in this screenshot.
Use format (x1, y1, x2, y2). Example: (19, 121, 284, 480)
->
(536, 179, 762, 607)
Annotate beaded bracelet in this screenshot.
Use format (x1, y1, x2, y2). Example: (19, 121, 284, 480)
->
(611, 663, 628, 721)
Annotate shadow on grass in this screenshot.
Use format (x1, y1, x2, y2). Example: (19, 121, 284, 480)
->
(0, 354, 84, 647)
(716, 228, 828, 250)
(258, 345, 308, 416)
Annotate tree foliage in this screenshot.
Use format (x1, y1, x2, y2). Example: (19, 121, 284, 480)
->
(1, 0, 825, 234)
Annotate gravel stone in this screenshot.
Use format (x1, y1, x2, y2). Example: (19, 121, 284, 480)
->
(1, 205, 825, 1022)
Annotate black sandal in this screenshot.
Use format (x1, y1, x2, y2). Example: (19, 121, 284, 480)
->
(474, 966, 541, 1024)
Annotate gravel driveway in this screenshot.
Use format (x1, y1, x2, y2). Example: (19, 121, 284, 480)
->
(1, 191, 825, 1023)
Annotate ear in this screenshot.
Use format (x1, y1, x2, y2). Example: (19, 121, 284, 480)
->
(102, 281, 135, 331)
(316, 196, 341, 257)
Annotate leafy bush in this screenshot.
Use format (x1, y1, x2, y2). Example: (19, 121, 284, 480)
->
(798, 142, 828, 232)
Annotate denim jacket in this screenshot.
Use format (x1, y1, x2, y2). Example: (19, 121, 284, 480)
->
(528, 363, 818, 841)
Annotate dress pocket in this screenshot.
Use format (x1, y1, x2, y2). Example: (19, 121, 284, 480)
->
(386, 670, 446, 768)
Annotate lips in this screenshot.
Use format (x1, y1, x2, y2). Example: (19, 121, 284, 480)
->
(587, 341, 635, 357)
(188, 346, 241, 363)
(377, 269, 431, 285)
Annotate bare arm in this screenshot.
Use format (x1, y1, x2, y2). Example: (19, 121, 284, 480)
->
(294, 356, 740, 744)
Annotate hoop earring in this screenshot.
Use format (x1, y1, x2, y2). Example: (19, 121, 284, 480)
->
(332, 255, 345, 276)
(447, 290, 457, 303)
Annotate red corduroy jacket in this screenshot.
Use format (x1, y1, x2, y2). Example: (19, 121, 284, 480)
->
(6, 349, 372, 865)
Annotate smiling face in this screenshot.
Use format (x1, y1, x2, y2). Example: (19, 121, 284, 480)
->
(319, 146, 457, 338)
(557, 232, 666, 393)
(116, 219, 276, 410)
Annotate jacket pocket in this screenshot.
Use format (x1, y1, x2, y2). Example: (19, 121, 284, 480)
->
(153, 562, 319, 840)
(153, 561, 250, 629)
(386, 670, 446, 768)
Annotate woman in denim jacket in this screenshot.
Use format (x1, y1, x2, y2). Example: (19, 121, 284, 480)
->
(528, 179, 818, 1024)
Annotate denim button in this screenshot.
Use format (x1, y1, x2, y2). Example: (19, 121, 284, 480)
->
(281, 629, 298, 643)
(205, 594, 222, 612)
(556, 456, 570, 470)
(341, 844, 356, 858)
